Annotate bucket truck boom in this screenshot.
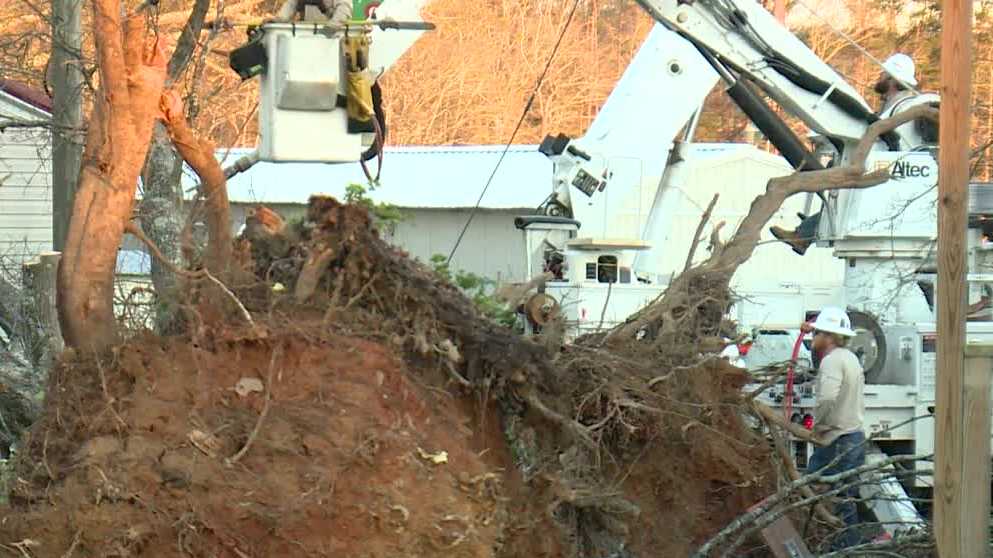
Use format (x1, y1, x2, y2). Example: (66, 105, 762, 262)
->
(516, 0, 988, 523)
(536, 23, 718, 240)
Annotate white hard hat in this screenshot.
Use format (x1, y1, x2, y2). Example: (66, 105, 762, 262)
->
(881, 53, 918, 87)
(811, 306, 856, 337)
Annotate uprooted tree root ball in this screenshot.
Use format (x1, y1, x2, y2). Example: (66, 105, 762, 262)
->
(1, 196, 774, 557)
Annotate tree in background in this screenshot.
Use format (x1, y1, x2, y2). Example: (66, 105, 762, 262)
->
(138, 0, 210, 334)
(381, 0, 653, 144)
(56, 0, 231, 351)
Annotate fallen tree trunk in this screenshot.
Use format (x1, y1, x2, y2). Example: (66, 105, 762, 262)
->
(606, 104, 940, 347)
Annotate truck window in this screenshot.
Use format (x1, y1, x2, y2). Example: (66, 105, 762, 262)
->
(597, 256, 618, 283)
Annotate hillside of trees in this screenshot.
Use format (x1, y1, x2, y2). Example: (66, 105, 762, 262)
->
(1, 0, 992, 177)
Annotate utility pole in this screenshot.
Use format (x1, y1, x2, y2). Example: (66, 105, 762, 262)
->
(934, 0, 976, 556)
(51, 0, 83, 252)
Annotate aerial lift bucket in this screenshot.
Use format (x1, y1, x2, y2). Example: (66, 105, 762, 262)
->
(225, 12, 434, 174)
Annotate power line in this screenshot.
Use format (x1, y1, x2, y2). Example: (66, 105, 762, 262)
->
(791, 0, 922, 94)
(446, 0, 583, 264)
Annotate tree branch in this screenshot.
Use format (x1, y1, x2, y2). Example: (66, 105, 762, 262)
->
(159, 90, 233, 274)
(91, 0, 132, 167)
(684, 194, 719, 273)
(751, 401, 823, 446)
(714, 104, 940, 273)
(759, 408, 843, 529)
(691, 453, 930, 558)
(167, 0, 211, 82)
(0, 118, 53, 131)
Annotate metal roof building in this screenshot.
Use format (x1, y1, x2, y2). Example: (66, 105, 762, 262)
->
(175, 145, 554, 282)
(185, 145, 551, 208)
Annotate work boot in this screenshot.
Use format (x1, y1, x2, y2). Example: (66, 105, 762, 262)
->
(769, 226, 811, 256)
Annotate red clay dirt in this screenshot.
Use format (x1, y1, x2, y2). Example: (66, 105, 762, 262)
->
(0, 329, 530, 557)
(0, 324, 771, 558)
(0, 197, 775, 557)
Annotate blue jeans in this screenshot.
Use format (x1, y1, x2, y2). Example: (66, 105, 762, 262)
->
(807, 430, 866, 550)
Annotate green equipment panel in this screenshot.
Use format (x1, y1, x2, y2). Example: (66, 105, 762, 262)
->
(353, 0, 382, 20)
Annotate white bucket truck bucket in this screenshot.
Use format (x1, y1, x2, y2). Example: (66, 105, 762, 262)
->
(258, 23, 363, 163)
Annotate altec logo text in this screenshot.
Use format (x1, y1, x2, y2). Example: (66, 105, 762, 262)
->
(874, 160, 934, 179)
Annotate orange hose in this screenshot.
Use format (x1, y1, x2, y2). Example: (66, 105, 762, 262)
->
(784, 329, 806, 421)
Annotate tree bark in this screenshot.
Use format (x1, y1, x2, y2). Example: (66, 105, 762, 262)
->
(51, 0, 84, 252)
(160, 90, 233, 274)
(139, 124, 186, 333)
(22, 252, 64, 368)
(57, 4, 169, 351)
(137, 0, 210, 332)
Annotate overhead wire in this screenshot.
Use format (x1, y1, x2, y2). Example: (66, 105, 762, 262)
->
(446, 0, 584, 264)
(790, 0, 922, 95)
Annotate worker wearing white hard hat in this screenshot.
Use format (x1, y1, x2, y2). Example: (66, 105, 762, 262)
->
(801, 306, 865, 550)
(770, 52, 925, 256)
(875, 53, 918, 119)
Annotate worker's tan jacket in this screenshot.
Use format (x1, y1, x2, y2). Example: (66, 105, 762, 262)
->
(813, 347, 865, 445)
(278, 0, 352, 23)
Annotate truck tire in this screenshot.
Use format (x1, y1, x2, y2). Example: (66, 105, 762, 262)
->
(848, 309, 887, 383)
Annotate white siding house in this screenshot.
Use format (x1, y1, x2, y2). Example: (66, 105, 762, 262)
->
(0, 82, 52, 265)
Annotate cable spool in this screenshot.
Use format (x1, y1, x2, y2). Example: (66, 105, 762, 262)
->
(525, 293, 560, 327)
(847, 310, 887, 383)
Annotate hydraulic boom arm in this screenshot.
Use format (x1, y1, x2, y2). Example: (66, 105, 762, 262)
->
(634, 0, 877, 148)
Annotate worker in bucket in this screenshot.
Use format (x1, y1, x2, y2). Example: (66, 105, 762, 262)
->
(269, 0, 380, 141)
(769, 53, 925, 255)
(803, 307, 865, 550)
(276, 0, 352, 23)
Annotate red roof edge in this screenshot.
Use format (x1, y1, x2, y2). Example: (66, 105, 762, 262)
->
(0, 79, 53, 114)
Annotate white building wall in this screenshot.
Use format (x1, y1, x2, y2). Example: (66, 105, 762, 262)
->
(224, 203, 529, 283)
(392, 209, 525, 283)
(642, 148, 846, 327)
(0, 96, 52, 266)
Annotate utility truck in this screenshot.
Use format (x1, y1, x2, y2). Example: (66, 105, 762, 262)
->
(229, 0, 989, 532)
(510, 0, 993, 533)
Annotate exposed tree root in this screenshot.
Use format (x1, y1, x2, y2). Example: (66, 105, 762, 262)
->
(229, 195, 777, 556)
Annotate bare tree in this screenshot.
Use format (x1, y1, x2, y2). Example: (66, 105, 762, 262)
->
(56, 0, 172, 350)
(54, 0, 235, 351)
(138, 0, 210, 334)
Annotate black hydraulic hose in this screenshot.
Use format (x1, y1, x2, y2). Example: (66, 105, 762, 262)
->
(663, 3, 903, 151)
(764, 55, 901, 151)
(724, 78, 828, 205)
(694, 45, 829, 204)
(726, 79, 823, 173)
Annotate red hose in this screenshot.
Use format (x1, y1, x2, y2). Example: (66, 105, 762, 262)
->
(784, 330, 806, 421)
